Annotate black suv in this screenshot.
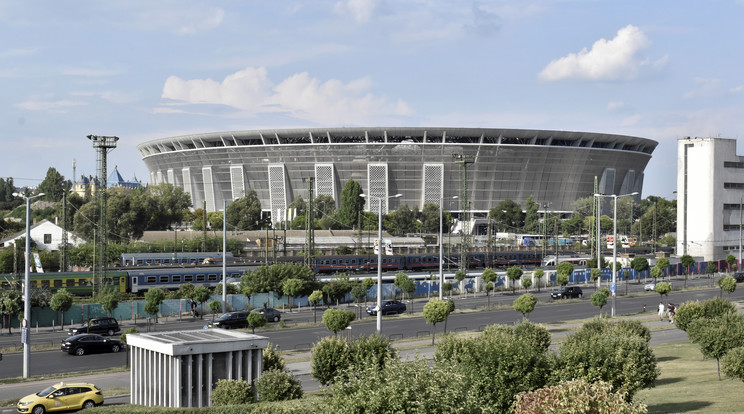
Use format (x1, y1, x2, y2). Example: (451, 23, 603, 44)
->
(551, 286, 584, 299)
(68, 317, 120, 336)
(734, 273, 744, 283)
(366, 300, 407, 316)
(210, 311, 251, 329)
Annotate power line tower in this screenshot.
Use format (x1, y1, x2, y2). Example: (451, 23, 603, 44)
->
(452, 154, 474, 273)
(87, 134, 118, 294)
(304, 177, 315, 267)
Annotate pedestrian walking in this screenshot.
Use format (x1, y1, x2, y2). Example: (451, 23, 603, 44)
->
(658, 301, 665, 321)
(668, 303, 676, 324)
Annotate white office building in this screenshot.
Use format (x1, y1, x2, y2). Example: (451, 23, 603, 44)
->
(677, 137, 744, 262)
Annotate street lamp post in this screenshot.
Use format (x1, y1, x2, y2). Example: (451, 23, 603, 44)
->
(439, 196, 457, 300)
(360, 193, 402, 333)
(594, 191, 638, 317)
(13, 192, 45, 378)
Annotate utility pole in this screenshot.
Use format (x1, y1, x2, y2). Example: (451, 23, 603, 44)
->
(452, 154, 474, 273)
(60, 190, 68, 272)
(87, 135, 118, 292)
(304, 177, 315, 267)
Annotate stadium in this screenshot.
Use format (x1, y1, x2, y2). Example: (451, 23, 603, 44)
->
(137, 127, 657, 219)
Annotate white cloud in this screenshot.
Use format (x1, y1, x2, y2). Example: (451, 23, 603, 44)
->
(71, 90, 140, 104)
(682, 77, 721, 99)
(129, 6, 224, 35)
(334, 0, 378, 23)
(176, 8, 224, 35)
(539, 24, 654, 82)
(60, 67, 120, 77)
(607, 101, 625, 111)
(0, 47, 39, 58)
(730, 85, 744, 94)
(160, 66, 412, 124)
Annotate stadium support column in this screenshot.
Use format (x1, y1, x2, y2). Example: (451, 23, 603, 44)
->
(453, 154, 474, 274)
(87, 135, 118, 293)
(304, 177, 315, 267)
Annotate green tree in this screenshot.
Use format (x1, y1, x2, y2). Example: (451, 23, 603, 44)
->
(423, 299, 453, 345)
(513, 293, 538, 318)
(255, 369, 303, 402)
(420, 202, 448, 233)
(309, 289, 323, 324)
(208, 300, 222, 322)
(50, 289, 74, 329)
(336, 180, 364, 228)
(675, 297, 737, 333)
(521, 277, 533, 291)
(314, 194, 336, 218)
(37, 167, 68, 202)
(688, 312, 744, 380)
(523, 195, 540, 233)
(490, 199, 524, 232)
(723, 346, 744, 382)
(656, 257, 670, 274)
(507, 266, 523, 294)
(631, 257, 650, 284)
(144, 288, 166, 323)
(556, 272, 569, 286)
(482, 268, 497, 305)
(148, 183, 192, 228)
(513, 379, 649, 414)
(322, 308, 355, 335)
(311, 335, 393, 386)
(386, 204, 416, 236)
(191, 285, 212, 319)
(210, 379, 253, 406)
(282, 278, 306, 311)
(533, 269, 544, 292)
(727, 254, 737, 273)
(718, 275, 737, 298)
(680, 254, 695, 289)
(262, 342, 286, 372)
(591, 288, 611, 316)
(0, 291, 21, 334)
(247, 312, 267, 334)
(654, 281, 672, 302)
(350, 284, 368, 319)
(226, 190, 263, 230)
(650, 265, 663, 281)
(100, 294, 119, 318)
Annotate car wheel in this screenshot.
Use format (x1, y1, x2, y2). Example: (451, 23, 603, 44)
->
(111, 344, 121, 353)
(578, 293, 583, 298)
(82, 400, 96, 409)
(32, 405, 46, 414)
(273, 316, 280, 322)
(75, 347, 85, 356)
(107, 329, 114, 336)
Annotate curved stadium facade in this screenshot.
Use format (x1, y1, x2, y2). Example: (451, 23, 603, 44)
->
(137, 127, 657, 219)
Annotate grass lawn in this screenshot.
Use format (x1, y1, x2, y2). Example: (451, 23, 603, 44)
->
(635, 341, 744, 413)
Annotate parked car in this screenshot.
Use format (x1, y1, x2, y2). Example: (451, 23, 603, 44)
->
(734, 273, 744, 282)
(61, 334, 125, 356)
(68, 317, 120, 336)
(251, 307, 282, 322)
(550, 286, 583, 299)
(645, 281, 672, 291)
(366, 300, 407, 316)
(17, 382, 103, 414)
(210, 311, 251, 329)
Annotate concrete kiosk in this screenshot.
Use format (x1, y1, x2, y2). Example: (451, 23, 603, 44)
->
(127, 329, 268, 408)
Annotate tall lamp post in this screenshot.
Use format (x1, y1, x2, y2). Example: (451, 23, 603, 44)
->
(360, 193, 402, 333)
(439, 196, 457, 300)
(13, 192, 45, 378)
(594, 191, 638, 317)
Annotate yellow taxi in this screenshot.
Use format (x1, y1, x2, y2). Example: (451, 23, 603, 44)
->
(16, 382, 103, 414)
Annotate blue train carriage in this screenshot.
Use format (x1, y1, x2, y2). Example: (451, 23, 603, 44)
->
(120, 252, 234, 267)
(20, 271, 128, 295)
(128, 266, 254, 293)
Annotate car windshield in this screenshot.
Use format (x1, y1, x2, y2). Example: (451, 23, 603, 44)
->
(216, 313, 233, 320)
(37, 386, 57, 397)
(65, 334, 90, 341)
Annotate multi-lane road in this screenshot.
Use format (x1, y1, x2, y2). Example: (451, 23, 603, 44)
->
(0, 274, 733, 380)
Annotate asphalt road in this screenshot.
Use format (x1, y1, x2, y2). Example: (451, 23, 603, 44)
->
(0, 274, 732, 380)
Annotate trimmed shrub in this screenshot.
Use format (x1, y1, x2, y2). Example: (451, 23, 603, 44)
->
(263, 343, 286, 372)
(513, 379, 648, 414)
(722, 346, 744, 382)
(310, 336, 349, 386)
(120, 327, 139, 344)
(255, 369, 303, 402)
(210, 379, 254, 406)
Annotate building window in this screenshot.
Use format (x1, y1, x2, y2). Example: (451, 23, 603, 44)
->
(43, 234, 52, 244)
(724, 161, 744, 168)
(724, 204, 743, 210)
(724, 225, 743, 231)
(724, 183, 744, 189)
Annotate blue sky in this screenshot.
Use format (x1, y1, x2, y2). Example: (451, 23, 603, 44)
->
(2, 0, 743, 200)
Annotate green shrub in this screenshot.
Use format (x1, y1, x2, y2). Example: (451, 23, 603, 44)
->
(310, 336, 350, 386)
(675, 300, 705, 332)
(512, 379, 648, 414)
(210, 379, 254, 406)
(120, 327, 139, 344)
(255, 369, 303, 402)
(572, 317, 650, 344)
(348, 333, 397, 369)
(263, 343, 286, 372)
(723, 346, 744, 382)
(513, 320, 552, 352)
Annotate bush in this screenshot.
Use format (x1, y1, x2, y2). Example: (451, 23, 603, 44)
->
(513, 320, 552, 352)
(263, 343, 286, 372)
(210, 379, 254, 406)
(552, 331, 659, 400)
(572, 318, 650, 344)
(348, 333, 397, 369)
(321, 308, 355, 334)
(512, 379, 648, 414)
(120, 327, 139, 344)
(723, 346, 744, 382)
(310, 336, 350, 386)
(255, 369, 303, 402)
(676, 297, 737, 332)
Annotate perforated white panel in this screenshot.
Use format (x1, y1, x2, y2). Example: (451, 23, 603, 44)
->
(230, 165, 246, 200)
(599, 168, 616, 195)
(156, 171, 163, 185)
(620, 170, 636, 195)
(367, 163, 389, 215)
(315, 164, 335, 203)
(268, 164, 287, 222)
(167, 169, 175, 184)
(181, 168, 192, 195)
(202, 166, 216, 212)
(422, 163, 444, 208)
